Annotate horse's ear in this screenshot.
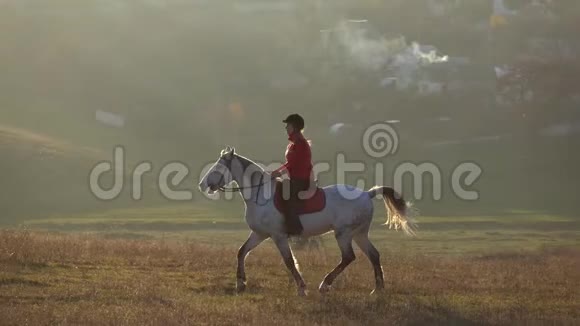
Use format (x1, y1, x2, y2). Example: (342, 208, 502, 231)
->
(222, 146, 233, 159)
(231, 147, 236, 154)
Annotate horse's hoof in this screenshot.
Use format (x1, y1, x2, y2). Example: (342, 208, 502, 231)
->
(298, 287, 308, 297)
(370, 288, 384, 296)
(318, 282, 331, 294)
(236, 280, 246, 293)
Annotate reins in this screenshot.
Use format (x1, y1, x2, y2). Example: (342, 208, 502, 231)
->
(215, 160, 271, 205)
(217, 175, 268, 192)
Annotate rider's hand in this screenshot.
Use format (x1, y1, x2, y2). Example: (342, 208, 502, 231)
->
(270, 170, 282, 179)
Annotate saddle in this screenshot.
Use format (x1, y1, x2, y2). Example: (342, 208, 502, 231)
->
(273, 179, 326, 215)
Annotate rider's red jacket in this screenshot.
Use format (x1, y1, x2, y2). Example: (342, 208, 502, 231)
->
(273, 131, 313, 180)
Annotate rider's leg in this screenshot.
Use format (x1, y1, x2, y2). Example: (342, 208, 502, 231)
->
(286, 179, 308, 235)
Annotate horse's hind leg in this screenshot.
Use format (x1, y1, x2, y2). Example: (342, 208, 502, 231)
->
(318, 230, 355, 294)
(237, 231, 267, 293)
(272, 236, 307, 296)
(354, 234, 384, 295)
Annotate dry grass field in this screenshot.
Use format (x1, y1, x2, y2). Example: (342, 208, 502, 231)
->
(1, 229, 578, 325)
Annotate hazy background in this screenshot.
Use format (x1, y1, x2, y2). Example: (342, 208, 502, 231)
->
(1, 0, 579, 226)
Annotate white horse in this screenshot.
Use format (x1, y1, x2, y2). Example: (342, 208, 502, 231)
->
(198, 146, 418, 296)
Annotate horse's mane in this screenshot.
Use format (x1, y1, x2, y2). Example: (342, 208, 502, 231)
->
(234, 153, 264, 172)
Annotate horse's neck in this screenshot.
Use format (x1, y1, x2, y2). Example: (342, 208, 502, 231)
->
(230, 156, 263, 188)
(231, 156, 272, 205)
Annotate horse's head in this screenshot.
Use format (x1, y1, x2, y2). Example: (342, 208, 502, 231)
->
(198, 146, 237, 194)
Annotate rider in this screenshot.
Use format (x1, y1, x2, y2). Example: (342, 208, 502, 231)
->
(269, 113, 313, 236)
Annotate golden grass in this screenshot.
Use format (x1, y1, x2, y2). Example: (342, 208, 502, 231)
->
(0, 229, 579, 325)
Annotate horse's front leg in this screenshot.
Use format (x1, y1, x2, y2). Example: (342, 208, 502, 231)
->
(272, 236, 307, 296)
(237, 231, 267, 293)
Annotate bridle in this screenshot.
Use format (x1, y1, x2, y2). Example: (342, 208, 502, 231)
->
(214, 156, 270, 204)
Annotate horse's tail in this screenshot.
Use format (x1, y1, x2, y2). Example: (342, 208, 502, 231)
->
(367, 186, 418, 237)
